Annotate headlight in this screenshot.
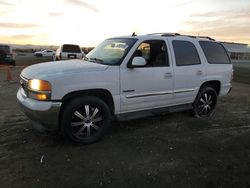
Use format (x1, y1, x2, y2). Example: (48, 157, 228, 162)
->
(27, 79, 51, 101)
(28, 79, 51, 91)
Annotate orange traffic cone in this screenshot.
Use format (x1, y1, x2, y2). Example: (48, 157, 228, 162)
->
(6, 66, 13, 81)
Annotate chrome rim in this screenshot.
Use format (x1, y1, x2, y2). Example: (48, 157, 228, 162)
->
(197, 92, 215, 116)
(71, 105, 103, 138)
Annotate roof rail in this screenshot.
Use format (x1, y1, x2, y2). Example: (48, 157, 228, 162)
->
(147, 33, 181, 36)
(146, 33, 215, 41)
(178, 35, 215, 41)
(196, 36, 215, 41)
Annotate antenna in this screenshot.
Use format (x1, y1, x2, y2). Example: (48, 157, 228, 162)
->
(132, 32, 137, 37)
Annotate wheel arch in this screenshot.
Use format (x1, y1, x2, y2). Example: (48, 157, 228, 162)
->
(60, 88, 114, 113)
(199, 80, 221, 95)
(58, 89, 115, 129)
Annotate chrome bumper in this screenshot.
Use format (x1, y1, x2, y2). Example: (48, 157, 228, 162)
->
(17, 87, 61, 132)
(227, 87, 232, 94)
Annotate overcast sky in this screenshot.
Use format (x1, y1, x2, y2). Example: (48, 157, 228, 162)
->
(0, 0, 249, 46)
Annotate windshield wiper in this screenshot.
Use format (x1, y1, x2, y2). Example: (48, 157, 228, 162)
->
(83, 57, 89, 61)
(89, 57, 104, 63)
(84, 57, 104, 64)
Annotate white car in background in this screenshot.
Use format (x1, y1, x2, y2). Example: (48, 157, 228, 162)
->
(54, 44, 85, 61)
(34, 49, 55, 57)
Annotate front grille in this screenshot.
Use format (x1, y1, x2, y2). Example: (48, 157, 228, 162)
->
(20, 76, 28, 95)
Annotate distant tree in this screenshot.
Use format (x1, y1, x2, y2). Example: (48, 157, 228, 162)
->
(82, 47, 94, 54)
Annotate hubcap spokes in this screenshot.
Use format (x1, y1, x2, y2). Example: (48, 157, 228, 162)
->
(71, 105, 103, 137)
(198, 93, 214, 116)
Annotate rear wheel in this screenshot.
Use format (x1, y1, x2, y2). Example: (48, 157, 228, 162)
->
(61, 96, 111, 144)
(192, 87, 217, 118)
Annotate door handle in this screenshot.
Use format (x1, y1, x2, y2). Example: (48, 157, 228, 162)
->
(164, 72, 173, 78)
(196, 70, 203, 75)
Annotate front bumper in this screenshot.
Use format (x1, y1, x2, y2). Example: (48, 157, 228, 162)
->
(17, 87, 61, 132)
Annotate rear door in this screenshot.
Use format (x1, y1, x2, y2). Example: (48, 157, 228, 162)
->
(168, 39, 205, 104)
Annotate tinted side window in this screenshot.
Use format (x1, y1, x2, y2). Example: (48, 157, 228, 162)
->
(173, 41, 201, 66)
(199, 41, 230, 64)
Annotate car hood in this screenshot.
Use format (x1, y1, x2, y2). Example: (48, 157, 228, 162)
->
(21, 59, 109, 79)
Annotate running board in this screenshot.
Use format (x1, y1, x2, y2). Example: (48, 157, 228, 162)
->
(116, 103, 193, 121)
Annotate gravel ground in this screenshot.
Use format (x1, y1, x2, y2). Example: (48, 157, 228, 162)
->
(0, 54, 250, 188)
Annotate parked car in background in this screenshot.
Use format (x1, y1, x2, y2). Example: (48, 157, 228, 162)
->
(54, 44, 85, 61)
(0, 44, 15, 66)
(34, 49, 55, 57)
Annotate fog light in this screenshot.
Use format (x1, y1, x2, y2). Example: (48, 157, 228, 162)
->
(29, 92, 50, 101)
(36, 94, 48, 100)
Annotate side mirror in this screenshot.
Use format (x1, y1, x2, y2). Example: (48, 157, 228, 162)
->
(129, 57, 146, 68)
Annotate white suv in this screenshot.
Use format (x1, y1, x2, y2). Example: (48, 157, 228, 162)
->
(17, 33, 233, 144)
(54, 44, 85, 61)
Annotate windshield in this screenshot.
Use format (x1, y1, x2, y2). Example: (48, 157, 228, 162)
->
(86, 38, 137, 65)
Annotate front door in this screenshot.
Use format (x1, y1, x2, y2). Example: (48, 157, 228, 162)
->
(120, 40, 174, 113)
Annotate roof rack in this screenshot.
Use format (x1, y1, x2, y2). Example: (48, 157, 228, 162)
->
(147, 33, 181, 36)
(178, 35, 215, 41)
(196, 36, 215, 41)
(146, 33, 215, 41)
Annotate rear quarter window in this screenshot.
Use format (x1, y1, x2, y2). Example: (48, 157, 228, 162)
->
(62, 45, 81, 53)
(199, 41, 230, 64)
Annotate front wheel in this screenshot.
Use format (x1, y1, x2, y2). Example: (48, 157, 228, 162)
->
(192, 87, 217, 118)
(61, 96, 111, 144)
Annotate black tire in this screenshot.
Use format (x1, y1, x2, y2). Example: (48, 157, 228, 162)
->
(192, 87, 217, 118)
(61, 96, 111, 144)
(10, 61, 16, 66)
(35, 53, 42, 57)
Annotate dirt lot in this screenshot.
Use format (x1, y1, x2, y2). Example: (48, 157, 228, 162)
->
(0, 54, 250, 188)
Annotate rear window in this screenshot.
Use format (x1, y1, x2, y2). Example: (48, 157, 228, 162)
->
(0, 45, 10, 53)
(173, 40, 201, 66)
(199, 41, 230, 64)
(62, 45, 81, 53)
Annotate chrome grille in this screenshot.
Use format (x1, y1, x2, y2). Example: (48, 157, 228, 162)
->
(20, 76, 28, 95)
